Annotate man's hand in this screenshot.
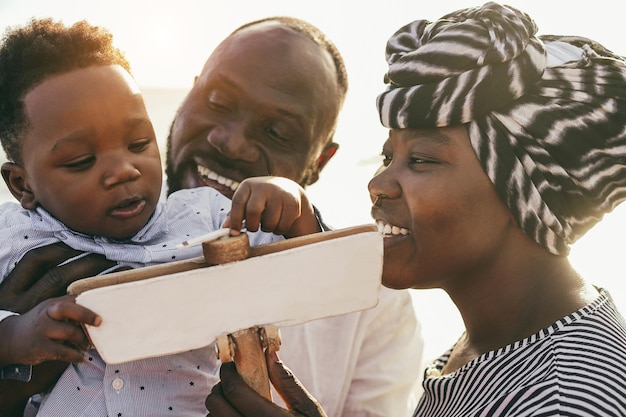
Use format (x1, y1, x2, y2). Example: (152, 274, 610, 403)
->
(205, 351, 327, 417)
(0, 242, 116, 313)
(0, 242, 114, 415)
(227, 177, 321, 239)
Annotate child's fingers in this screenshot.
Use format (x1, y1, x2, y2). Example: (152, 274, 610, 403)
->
(230, 183, 252, 232)
(258, 198, 285, 234)
(34, 336, 88, 364)
(46, 295, 101, 327)
(233, 185, 270, 232)
(44, 318, 92, 351)
(7, 314, 89, 365)
(271, 202, 300, 236)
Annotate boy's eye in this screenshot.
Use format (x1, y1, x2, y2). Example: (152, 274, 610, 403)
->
(129, 138, 152, 152)
(63, 155, 95, 170)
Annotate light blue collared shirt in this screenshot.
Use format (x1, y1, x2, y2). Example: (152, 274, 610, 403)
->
(0, 186, 282, 417)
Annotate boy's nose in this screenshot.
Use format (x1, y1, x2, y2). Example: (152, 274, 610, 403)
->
(102, 156, 141, 188)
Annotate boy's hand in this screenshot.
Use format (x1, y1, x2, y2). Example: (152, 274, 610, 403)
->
(227, 177, 321, 238)
(0, 295, 100, 366)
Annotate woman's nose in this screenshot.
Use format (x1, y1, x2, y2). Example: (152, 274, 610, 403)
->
(368, 163, 399, 202)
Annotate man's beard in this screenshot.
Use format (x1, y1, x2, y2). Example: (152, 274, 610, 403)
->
(164, 129, 182, 196)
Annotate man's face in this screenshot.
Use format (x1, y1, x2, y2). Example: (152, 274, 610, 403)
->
(166, 23, 340, 197)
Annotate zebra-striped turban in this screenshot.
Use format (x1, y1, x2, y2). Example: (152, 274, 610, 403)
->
(377, 1, 626, 255)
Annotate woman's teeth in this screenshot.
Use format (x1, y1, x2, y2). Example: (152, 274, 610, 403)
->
(376, 221, 410, 237)
(197, 166, 240, 191)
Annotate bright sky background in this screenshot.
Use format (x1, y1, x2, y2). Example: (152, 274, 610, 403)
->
(2, 0, 625, 360)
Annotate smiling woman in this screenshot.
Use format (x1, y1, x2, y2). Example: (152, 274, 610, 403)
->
(2, 1, 626, 405)
(0, 75, 623, 376)
(203, 4, 626, 417)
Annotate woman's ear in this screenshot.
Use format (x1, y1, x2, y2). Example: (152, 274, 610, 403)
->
(1, 162, 38, 209)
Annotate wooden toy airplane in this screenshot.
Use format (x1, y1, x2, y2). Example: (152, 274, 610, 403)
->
(68, 224, 383, 399)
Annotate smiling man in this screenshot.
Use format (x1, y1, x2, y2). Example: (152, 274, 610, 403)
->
(164, 16, 424, 417)
(165, 19, 341, 199)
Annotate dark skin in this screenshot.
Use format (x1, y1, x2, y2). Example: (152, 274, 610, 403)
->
(0, 243, 115, 417)
(0, 43, 325, 413)
(165, 22, 340, 198)
(205, 126, 600, 417)
(206, 351, 327, 417)
(0, 64, 162, 416)
(1, 21, 340, 416)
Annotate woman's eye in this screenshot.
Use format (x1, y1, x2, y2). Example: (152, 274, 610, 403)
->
(409, 155, 431, 165)
(381, 154, 392, 167)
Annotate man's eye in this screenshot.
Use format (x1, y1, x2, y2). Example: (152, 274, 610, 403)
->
(207, 92, 231, 113)
(207, 101, 229, 112)
(266, 127, 290, 145)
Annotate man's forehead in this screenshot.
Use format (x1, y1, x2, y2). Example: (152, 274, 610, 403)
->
(221, 24, 315, 57)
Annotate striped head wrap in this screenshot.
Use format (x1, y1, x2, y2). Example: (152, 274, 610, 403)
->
(377, 1, 626, 255)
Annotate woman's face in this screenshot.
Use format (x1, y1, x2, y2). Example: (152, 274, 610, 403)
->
(368, 126, 514, 290)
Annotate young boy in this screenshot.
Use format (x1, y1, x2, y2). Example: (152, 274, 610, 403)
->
(0, 18, 321, 416)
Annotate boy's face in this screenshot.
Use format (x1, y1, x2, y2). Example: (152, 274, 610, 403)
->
(17, 65, 162, 240)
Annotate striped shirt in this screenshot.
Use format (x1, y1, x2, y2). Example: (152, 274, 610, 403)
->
(415, 289, 626, 416)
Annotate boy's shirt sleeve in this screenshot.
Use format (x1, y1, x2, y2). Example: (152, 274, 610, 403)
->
(0, 311, 32, 381)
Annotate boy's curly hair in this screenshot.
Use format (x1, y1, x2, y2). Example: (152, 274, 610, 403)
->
(0, 18, 131, 165)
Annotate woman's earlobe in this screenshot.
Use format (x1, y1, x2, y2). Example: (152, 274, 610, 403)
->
(0, 162, 38, 209)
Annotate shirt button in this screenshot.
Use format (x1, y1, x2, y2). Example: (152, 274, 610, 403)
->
(112, 377, 124, 391)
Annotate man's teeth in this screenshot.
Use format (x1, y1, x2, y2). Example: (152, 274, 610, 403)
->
(197, 166, 240, 191)
(376, 221, 409, 236)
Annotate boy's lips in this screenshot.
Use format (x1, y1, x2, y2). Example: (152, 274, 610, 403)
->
(109, 198, 146, 219)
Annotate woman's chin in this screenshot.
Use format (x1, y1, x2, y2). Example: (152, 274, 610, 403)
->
(381, 265, 413, 290)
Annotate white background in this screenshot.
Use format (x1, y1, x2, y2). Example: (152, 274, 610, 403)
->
(2, 0, 625, 363)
